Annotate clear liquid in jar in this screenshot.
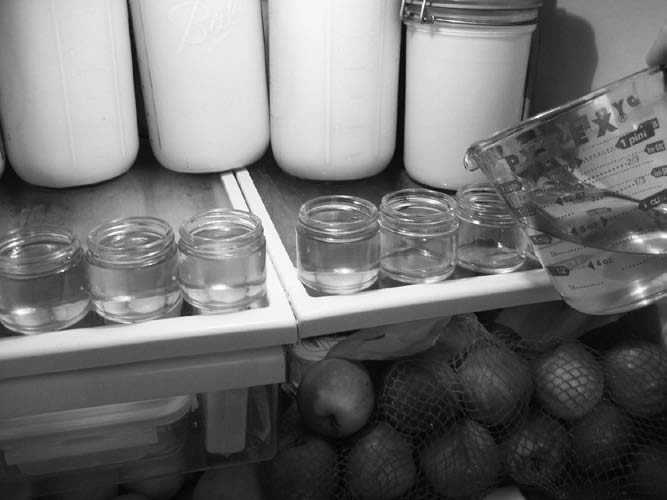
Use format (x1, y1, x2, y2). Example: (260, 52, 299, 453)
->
(87, 258, 181, 323)
(178, 249, 266, 313)
(297, 232, 379, 295)
(0, 260, 90, 334)
(381, 246, 456, 284)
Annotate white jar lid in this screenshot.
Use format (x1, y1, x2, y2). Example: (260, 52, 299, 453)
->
(402, 0, 541, 26)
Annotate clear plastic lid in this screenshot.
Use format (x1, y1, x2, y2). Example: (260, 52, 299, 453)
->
(0, 395, 192, 442)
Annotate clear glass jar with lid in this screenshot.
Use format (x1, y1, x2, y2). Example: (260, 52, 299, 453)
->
(296, 195, 380, 295)
(401, 0, 541, 190)
(86, 216, 181, 324)
(456, 182, 527, 273)
(178, 209, 266, 314)
(379, 188, 459, 284)
(0, 225, 90, 334)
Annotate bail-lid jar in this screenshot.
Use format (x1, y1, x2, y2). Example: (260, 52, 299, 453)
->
(401, 0, 541, 190)
(0, 225, 90, 334)
(86, 216, 181, 324)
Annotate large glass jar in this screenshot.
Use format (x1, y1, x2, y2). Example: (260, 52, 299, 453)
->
(268, 0, 402, 180)
(86, 217, 181, 324)
(178, 209, 266, 314)
(0, 0, 138, 188)
(401, 0, 541, 190)
(129, 0, 269, 173)
(0, 225, 90, 334)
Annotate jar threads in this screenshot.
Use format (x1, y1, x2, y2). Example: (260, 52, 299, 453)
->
(379, 188, 459, 284)
(0, 225, 90, 334)
(86, 216, 181, 324)
(296, 195, 380, 294)
(178, 209, 266, 314)
(456, 183, 527, 274)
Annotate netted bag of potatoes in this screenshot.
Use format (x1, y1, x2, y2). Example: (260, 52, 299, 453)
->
(357, 320, 529, 499)
(502, 332, 667, 500)
(261, 399, 343, 500)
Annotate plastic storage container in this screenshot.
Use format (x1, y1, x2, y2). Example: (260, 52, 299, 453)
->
(401, 0, 540, 190)
(0, 396, 192, 476)
(268, 0, 402, 180)
(129, 0, 270, 173)
(0, 0, 139, 188)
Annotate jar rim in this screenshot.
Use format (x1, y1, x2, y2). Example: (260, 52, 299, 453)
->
(0, 225, 81, 277)
(178, 208, 264, 257)
(297, 195, 379, 240)
(87, 216, 175, 268)
(380, 188, 458, 229)
(457, 183, 517, 224)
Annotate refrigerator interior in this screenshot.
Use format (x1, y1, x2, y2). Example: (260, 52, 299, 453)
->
(1, 0, 666, 498)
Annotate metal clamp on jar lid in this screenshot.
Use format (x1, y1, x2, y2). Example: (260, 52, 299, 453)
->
(296, 195, 380, 295)
(0, 225, 90, 334)
(86, 216, 182, 324)
(401, 0, 542, 26)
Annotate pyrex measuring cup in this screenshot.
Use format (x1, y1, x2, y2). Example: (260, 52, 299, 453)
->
(465, 67, 667, 315)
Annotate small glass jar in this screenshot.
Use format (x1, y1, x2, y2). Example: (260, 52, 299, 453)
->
(86, 217, 181, 324)
(0, 225, 90, 334)
(296, 195, 380, 294)
(178, 209, 266, 314)
(379, 188, 459, 284)
(456, 183, 527, 274)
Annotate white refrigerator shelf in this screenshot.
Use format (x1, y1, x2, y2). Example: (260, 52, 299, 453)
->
(235, 163, 561, 340)
(0, 144, 296, 418)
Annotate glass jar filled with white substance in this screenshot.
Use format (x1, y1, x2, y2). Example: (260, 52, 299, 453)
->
(86, 217, 181, 323)
(268, 0, 402, 180)
(0, 225, 90, 334)
(129, 0, 269, 174)
(401, 0, 541, 190)
(178, 209, 266, 314)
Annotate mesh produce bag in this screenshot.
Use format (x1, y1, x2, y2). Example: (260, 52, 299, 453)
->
(263, 306, 667, 500)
